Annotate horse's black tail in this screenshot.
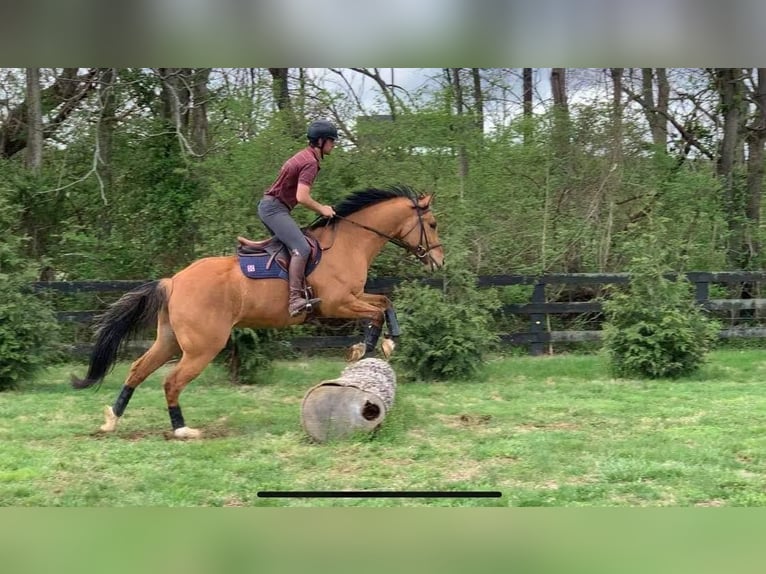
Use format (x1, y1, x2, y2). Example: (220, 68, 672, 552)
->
(71, 280, 167, 389)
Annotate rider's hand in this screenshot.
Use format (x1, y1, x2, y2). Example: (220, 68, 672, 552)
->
(319, 205, 336, 218)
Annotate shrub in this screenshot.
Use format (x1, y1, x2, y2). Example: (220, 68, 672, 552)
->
(392, 253, 500, 381)
(0, 198, 61, 390)
(601, 236, 719, 379)
(222, 328, 289, 384)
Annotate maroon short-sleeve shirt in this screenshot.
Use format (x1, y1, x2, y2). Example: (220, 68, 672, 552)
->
(264, 147, 320, 210)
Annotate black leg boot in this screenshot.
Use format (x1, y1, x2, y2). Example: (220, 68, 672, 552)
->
(288, 252, 320, 317)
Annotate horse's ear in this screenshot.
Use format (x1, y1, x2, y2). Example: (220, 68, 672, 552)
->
(417, 194, 433, 209)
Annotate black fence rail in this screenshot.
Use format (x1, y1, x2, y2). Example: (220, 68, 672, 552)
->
(33, 271, 766, 356)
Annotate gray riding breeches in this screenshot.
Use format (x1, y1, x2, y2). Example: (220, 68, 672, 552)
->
(257, 196, 311, 259)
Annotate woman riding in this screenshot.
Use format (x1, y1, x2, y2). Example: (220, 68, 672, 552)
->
(257, 119, 338, 316)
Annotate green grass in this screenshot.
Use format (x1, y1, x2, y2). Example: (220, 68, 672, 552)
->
(2, 350, 766, 506)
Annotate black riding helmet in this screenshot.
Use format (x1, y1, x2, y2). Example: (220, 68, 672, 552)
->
(307, 120, 338, 145)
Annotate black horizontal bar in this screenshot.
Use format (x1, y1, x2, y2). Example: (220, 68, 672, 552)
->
(257, 490, 502, 498)
(32, 271, 766, 295)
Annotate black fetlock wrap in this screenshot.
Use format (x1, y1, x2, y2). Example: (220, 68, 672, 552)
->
(364, 322, 383, 354)
(384, 307, 401, 339)
(168, 405, 185, 430)
(112, 385, 135, 417)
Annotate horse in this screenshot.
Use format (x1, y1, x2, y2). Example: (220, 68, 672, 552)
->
(71, 184, 444, 438)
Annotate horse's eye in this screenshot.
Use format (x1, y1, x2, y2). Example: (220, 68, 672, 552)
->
(429, 222, 437, 230)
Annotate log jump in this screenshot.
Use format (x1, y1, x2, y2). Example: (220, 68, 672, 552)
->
(300, 358, 397, 442)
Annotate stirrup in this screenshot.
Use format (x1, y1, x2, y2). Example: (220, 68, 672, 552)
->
(289, 297, 321, 317)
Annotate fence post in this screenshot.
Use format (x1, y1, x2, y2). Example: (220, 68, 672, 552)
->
(529, 282, 546, 356)
(694, 280, 709, 305)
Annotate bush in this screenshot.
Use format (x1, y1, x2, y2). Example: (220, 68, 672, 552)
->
(0, 199, 61, 390)
(601, 236, 719, 379)
(222, 328, 289, 384)
(392, 255, 500, 381)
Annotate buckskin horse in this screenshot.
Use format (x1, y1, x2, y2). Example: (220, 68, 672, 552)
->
(71, 185, 444, 438)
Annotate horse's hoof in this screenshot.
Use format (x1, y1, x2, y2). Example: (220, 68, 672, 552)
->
(345, 343, 366, 362)
(173, 426, 202, 439)
(381, 338, 396, 359)
(100, 405, 119, 432)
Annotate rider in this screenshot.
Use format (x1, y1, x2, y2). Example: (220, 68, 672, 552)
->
(257, 119, 338, 316)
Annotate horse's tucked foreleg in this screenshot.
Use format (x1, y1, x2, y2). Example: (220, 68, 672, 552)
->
(380, 305, 401, 359)
(334, 294, 389, 361)
(357, 294, 400, 359)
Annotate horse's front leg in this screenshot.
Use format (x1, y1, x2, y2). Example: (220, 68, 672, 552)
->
(332, 294, 388, 362)
(358, 293, 400, 359)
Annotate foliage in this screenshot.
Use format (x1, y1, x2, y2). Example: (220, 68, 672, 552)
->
(222, 328, 290, 385)
(392, 242, 500, 381)
(0, 196, 61, 390)
(601, 228, 720, 379)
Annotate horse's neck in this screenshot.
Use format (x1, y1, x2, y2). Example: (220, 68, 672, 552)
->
(321, 204, 402, 263)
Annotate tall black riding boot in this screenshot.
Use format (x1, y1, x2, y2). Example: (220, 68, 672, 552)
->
(288, 252, 320, 317)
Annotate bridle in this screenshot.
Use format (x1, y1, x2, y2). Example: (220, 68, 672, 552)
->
(316, 198, 442, 266)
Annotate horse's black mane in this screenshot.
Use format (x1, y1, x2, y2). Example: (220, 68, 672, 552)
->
(308, 184, 422, 229)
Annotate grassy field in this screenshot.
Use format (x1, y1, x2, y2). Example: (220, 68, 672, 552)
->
(2, 349, 766, 507)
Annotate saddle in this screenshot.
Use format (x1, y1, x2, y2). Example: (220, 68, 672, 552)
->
(235, 230, 322, 281)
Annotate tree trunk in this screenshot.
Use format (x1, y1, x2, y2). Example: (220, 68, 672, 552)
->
(641, 68, 669, 152)
(97, 68, 117, 196)
(471, 68, 484, 133)
(1, 68, 96, 159)
(715, 68, 746, 265)
(268, 67, 302, 138)
(610, 68, 624, 161)
(451, 68, 469, 193)
(25, 68, 43, 173)
(158, 68, 189, 136)
(189, 68, 211, 156)
(550, 68, 570, 158)
(522, 68, 534, 144)
(743, 68, 766, 269)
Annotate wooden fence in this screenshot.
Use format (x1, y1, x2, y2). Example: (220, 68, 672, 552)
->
(32, 271, 766, 356)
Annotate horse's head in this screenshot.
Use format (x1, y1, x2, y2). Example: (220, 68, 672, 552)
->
(397, 194, 444, 271)
(315, 185, 445, 270)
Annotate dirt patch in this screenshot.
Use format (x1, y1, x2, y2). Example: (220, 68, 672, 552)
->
(695, 499, 726, 507)
(514, 421, 578, 433)
(439, 414, 493, 428)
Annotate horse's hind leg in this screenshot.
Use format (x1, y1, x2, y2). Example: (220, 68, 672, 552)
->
(101, 316, 180, 432)
(162, 329, 230, 439)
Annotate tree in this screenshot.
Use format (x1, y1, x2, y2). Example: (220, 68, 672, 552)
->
(268, 67, 301, 139)
(1, 68, 98, 159)
(24, 68, 42, 173)
(523, 67, 533, 144)
(157, 68, 213, 158)
(610, 68, 624, 161)
(449, 68, 469, 190)
(744, 68, 766, 269)
(642, 68, 669, 152)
